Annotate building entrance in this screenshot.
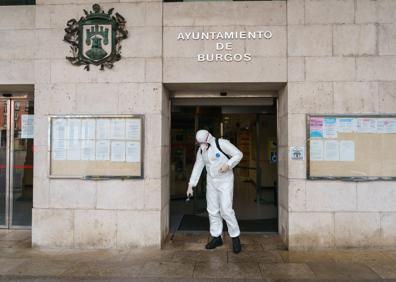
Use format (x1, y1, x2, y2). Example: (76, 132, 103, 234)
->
(0, 95, 34, 229)
(170, 103, 278, 234)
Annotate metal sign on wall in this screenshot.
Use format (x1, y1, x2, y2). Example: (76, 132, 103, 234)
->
(63, 3, 128, 71)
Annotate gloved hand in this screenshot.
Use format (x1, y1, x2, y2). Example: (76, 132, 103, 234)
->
(186, 184, 194, 197)
(219, 164, 230, 173)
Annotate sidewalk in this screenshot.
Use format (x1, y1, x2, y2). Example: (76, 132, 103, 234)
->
(0, 230, 396, 281)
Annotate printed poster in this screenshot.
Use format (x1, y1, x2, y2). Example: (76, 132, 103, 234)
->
(357, 118, 376, 133)
(324, 140, 339, 161)
(96, 119, 110, 139)
(337, 118, 357, 133)
(126, 119, 141, 140)
(67, 119, 81, 140)
(111, 119, 126, 139)
(339, 140, 355, 161)
(126, 142, 141, 162)
(67, 139, 81, 160)
(81, 140, 95, 161)
(384, 118, 396, 133)
(81, 119, 95, 139)
(323, 117, 337, 138)
(310, 140, 323, 161)
(111, 141, 126, 162)
(310, 117, 323, 138)
(21, 114, 34, 139)
(95, 140, 110, 161)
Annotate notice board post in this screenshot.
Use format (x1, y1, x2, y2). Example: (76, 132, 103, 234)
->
(48, 115, 144, 179)
(307, 114, 396, 181)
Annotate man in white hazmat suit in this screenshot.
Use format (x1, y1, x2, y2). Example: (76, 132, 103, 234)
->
(186, 129, 243, 253)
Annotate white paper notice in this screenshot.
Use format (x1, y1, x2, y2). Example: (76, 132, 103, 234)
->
(337, 118, 357, 133)
(126, 142, 140, 162)
(339, 140, 355, 161)
(67, 139, 81, 160)
(81, 140, 95, 161)
(96, 119, 110, 139)
(310, 140, 324, 161)
(126, 119, 141, 140)
(111, 141, 126, 162)
(111, 119, 126, 139)
(68, 119, 81, 140)
(81, 119, 95, 139)
(53, 119, 66, 140)
(96, 140, 110, 161)
(52, 139, 66, 160)
(357, 118, 376, 133)
(21, 114, 34, 139)
(323, 118, 338, 138)
(324, 140, 339, 161)
(384, 118, 396, 133)
(377, 119, 386, 133)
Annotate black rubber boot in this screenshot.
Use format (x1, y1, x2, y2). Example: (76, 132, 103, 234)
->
(232, 236, 242, 254)
(205, 236, 223, 249)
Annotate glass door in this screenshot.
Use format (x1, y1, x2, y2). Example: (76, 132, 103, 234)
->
(0, 99, 9, 228)
(0, 96, 34, 229)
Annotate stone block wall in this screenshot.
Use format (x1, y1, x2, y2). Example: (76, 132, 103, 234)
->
(0, 6, 34, 84)
(286, 0, 396, 250)
(31, 0, 167, 249)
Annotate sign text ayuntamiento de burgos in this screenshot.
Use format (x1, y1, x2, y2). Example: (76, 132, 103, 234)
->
(177, 30, 273, 62)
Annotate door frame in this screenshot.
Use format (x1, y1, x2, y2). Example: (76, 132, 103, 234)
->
(0, 94, 33, 230)
(169, 97, 279, 233)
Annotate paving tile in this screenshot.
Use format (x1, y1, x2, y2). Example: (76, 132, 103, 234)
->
(307, 262, 382, 280)
(0, 258, 28, 275)
(122, 249, 175, 263)
(194, 262, 261, 279)
(61, 261, 143, 278)
(0, 230, 11, 239)
(238, 244, 264, 251)
(171, 250, 227, 264)
(228, 250, 283, 263)
(0, 240, 23, 248)
(328, 250, 395, 264)
(139, 261, 195, 279)
(279, 251, 335, 263)
(259, 263, 316, 279)
(382, 251, 396, 263)
(170, 232, 209, 244)
(366, 261, 396, 279)
(0, 231, 31, 241)
(53, 249, 128, 262)
(6, 259, 74, 276)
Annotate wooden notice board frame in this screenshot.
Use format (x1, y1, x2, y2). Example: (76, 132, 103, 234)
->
(307, 114, 396, 181)
(48, 115, 144, 179)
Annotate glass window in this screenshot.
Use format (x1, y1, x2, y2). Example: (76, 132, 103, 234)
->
(0, 0, 35, 5)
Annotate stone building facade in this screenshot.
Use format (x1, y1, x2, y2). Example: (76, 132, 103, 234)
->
(0, 0, 395, 250)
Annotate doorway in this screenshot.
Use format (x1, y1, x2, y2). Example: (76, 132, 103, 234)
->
(170, 102, 278, 234)
(0, 94, 34, 229)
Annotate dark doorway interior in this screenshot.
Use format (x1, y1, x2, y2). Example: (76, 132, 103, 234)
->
(170, 105, 278, 234)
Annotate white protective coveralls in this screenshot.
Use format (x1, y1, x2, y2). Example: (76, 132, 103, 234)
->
(188, 130, 243, 238)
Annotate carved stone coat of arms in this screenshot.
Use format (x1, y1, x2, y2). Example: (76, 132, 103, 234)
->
(64, 4, 128, 71)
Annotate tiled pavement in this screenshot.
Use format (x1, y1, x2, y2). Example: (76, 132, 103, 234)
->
(0, 230, 396, 281)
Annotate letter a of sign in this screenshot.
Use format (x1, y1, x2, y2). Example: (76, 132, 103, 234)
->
(63, 4, 128, 71)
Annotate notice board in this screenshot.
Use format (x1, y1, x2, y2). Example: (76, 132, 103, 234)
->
(49, 115, 144, 179)
(307, 115, 396, 180)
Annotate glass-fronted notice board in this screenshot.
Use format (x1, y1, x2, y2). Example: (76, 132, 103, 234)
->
(49, 115, 144, 179)
(307, 115, 396, 181)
